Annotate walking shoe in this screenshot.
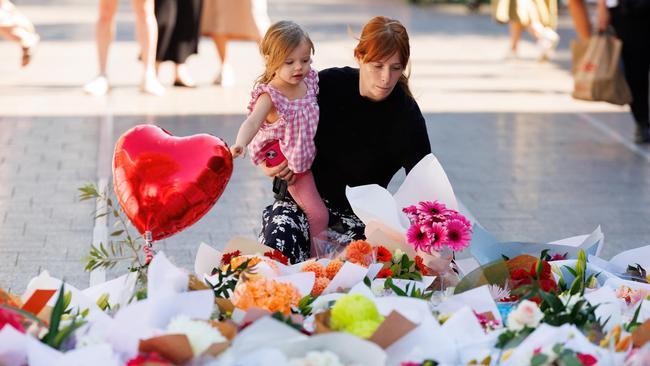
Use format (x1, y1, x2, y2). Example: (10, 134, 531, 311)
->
(20, 33, 39, 67)
(83, 75, 110, 96)
(537, 28, 559, 61)
(140, 77, 165, 96)
(635, 124, 650, 144)
(214, 63, 235, 87)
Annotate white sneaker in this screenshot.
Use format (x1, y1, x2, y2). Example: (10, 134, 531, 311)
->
(140, 77, 165, 96)
(537, 28, 559, 61)
(83, 75, 109, 96)
(220, 63, 235, 87)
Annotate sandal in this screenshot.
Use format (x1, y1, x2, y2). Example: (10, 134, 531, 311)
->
(21, 46, 33, 67)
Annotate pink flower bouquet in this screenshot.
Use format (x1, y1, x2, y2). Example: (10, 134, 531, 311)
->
(403, 201, 472, 254)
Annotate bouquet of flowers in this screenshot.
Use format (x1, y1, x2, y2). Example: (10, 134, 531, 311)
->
(403, 201, 472, 254)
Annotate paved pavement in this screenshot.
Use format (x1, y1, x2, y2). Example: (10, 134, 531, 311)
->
(2, 0, 649, 292)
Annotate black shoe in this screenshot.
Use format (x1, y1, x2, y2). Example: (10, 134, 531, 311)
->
(634, 124, 650, 144)
(173, 80, 197, 88)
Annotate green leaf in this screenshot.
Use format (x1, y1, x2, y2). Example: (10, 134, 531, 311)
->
(626, 302, 643, 332)
(530, 354, 549, 366)
(569, 275, 582, 295)
(52, 319, 87, 349)
(540, 291, 564, 313)
(43, 284, 66, 345)
(561, 354, 584, 366)
(110, 230, 125, 237)
(563, 266, 577, 277)
(534, 260, 544, 280)
(384, 278, 407, 296)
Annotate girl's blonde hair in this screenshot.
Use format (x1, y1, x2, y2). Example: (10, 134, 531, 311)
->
(354, 16, 412, 98)
(257, 21, 314, 85)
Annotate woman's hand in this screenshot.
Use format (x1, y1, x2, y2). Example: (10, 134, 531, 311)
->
(596, 0, 610, 32)
(261, 160, 296, 185)
(230, 144, 245, 158)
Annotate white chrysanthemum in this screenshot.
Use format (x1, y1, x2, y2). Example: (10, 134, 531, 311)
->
(487, 284, 511, 301)
(167, 315, 226, 356)
(289, 351, 345, 366)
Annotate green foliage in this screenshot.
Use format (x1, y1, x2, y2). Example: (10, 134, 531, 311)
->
(79, 183, 148, 290)
(388, 253, 424, 281)
(383, 278, 433, 300)
(41, 284, 88, 350)
(208, 259, 256, 299)
(496, 327, 534, 349)
(625, 302, 643, 333)
(296, 295, 316, 317)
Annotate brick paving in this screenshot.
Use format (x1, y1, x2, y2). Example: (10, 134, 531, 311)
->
(2, 0, 649, 293)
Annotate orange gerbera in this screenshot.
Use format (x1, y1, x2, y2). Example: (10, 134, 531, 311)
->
(374, 246, 392, 263)
(232, 278, 301, 315)
(301, 261, 326, 278)
(345, 240, 373, 267)
(325, 259, 344, 280)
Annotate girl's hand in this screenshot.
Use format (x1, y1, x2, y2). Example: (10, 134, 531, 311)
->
(261, 160, 296, 185)
(230, 144, 245, 158)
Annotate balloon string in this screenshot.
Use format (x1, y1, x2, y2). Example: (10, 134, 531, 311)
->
(143, 244, 154, 265)
(143, 231, 154, 265)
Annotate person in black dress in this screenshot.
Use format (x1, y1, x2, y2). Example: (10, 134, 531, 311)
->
(155, 0, 202, 87)
(257, 16, 432, 263)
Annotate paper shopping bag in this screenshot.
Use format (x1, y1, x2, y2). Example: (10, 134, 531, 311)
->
(572, 34, 632, 106)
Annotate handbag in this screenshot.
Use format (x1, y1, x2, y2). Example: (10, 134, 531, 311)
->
(572, 34, 632, 106)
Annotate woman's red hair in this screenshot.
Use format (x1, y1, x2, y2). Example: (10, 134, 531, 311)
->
(354, 16, 412, 97)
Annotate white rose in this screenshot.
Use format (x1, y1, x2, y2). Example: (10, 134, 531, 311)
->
(507, 300, 543, 331)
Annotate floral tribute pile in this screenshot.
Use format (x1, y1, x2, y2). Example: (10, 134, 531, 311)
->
(3, 178, 650, 365)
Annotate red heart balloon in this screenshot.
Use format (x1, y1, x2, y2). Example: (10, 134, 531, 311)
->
(113, 125, 233, 241)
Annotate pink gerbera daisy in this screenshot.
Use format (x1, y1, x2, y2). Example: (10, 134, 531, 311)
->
(406, 223, 432, 252)
(427, 223, 448, 252)
(446, 212, 471, 228)
(402, 205, 419, 222)
(418, 201, 448, 217)
(445, 219, 472, 251)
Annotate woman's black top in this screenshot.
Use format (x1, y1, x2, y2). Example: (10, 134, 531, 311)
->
(311, 67, 432, 211)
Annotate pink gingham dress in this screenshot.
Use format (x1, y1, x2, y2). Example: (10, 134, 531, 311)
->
(247, 69, 319, 174)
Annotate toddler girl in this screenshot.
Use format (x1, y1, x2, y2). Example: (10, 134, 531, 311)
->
(230, 20, 327, 256)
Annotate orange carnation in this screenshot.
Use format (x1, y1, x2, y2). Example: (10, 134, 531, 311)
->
(345, 240, 373, 267)
(301, 261, 326, 278)
(325, 259, 344, 280)
(232, 278, 301, 315)
(311, 277, 331, 296)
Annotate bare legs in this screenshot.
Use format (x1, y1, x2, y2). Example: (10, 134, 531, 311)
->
(84, 0, 164, 96)
(568, 0, 592, 41)
(507, 0, 559, 61)
(210, 34, 233, 86)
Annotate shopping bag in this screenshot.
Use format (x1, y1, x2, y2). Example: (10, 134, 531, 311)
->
(572, 34, 632, 106)
(570, 38, 589, 75)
